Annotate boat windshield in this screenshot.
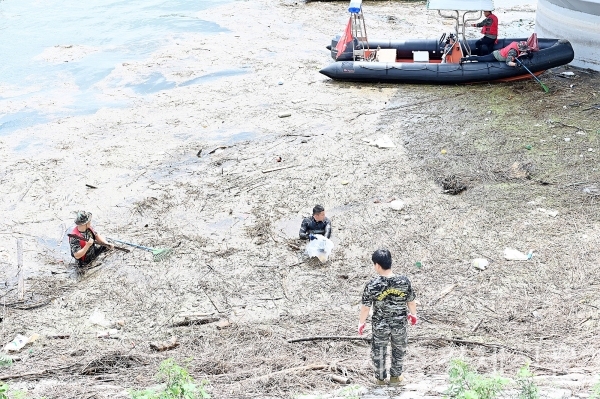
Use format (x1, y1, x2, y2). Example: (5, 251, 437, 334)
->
(426, 0, 494, 11)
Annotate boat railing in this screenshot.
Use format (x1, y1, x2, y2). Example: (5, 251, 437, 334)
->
(436, 10, 482, 56)
(347, 0, 370, 61)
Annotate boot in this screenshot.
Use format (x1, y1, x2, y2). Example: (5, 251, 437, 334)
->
(389, 375, 404, 386)
(375, 378, 387, 386)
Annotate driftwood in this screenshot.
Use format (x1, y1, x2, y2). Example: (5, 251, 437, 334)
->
(240, 364, 329, 383)
(329, 374, 351, 384)
(150, 336, 179, 352)
(80, 353, 146, 375)
(17, 238, 24, 301)
(0, 364, 75, 381)
(261, 164, 298, 174)
(287, 336, 371, 343)
(472, 318, 484, 332)
(4, 298, 51, 310)
(47, 334, 70, 339)
(529, 363, 567, 375)
(287, 335, 531, 357)
(416, 337, 533, 357)
(171, 316, 220, 327)
(432, 284, 456, 304)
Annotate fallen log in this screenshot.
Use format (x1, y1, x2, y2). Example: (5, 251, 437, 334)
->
(415, 337, 533, 357)
(0, 364, 75, 381)
(287, 336, 370, 343)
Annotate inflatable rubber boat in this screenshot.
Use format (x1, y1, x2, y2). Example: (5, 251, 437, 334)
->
(320, 0, 575, 84)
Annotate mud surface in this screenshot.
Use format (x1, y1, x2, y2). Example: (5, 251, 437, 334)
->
(0, 0, 599, 398)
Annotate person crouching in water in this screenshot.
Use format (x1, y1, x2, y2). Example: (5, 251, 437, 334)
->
(358, 249, 418, 386)
(299, 204, 331, 240)
(69, 211, 113, 266)
(461, 41, 531, 67)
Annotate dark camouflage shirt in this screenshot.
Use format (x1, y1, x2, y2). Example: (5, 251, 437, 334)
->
(475, 16, 497, 39)
(361, 275, 416, 323)
(492, 47, 520, 65)
(299, 216, 332, 239)
(69, 229, 98, 263)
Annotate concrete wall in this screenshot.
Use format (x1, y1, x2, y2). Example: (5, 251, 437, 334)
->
(535, 0, 600, 70)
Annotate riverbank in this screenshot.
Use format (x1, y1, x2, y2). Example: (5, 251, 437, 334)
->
(0, 0, 599, 398)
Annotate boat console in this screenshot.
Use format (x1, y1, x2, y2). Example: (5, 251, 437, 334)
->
(427, 0, 496, 56)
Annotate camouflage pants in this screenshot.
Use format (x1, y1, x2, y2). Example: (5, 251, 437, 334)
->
(371, 318, 407, 380)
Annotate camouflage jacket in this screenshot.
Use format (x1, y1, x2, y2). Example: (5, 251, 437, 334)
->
(361, 275, 416, 323)
(299, 216, 331, 239)
(69, 228, 99, 263)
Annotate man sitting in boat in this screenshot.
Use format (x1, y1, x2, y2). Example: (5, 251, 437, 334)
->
(470, 10, 498, 56)
(460, 41, 531, 67)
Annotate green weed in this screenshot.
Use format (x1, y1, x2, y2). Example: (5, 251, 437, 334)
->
(130, 358, 210, 399)
(0, 355, 12, 368)
(337, 384, 362, 399)
(590, 379, 600, 399)
(445, 359, 508, 399)
(516, 364, 539, 399)
(0, 384, 27, 399)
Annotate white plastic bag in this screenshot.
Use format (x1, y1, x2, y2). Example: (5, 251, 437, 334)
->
(89, 309, 112, 328)
(3, 334, 29, 352)
(472, 258, 489, 270)
(305, 234, 334, 263)
(504, 248, 533, 261)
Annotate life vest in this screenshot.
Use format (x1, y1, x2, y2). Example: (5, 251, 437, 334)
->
(481, 13, 498, 36)
(71, 226, 96, 262)
(499, 42, 519, 58)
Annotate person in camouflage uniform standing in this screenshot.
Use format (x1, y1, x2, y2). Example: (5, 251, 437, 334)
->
(358, 249, 418, 386)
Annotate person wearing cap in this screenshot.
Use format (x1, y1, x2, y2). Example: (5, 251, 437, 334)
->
(460, 41, 531, 67)
(299, 205, 332, 240)
(470, 10, 499, 56)
(358, 249, 418, 386)
(69, 211, 113, 266)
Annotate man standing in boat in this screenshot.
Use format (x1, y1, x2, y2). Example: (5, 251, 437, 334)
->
(460, 41, 531, 67)
(470, 10, 498, 56)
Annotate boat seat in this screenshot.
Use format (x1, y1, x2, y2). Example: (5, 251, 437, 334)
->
(377, 49, 397, 63)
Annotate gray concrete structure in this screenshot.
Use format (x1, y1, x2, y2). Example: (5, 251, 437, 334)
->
(535, 0, 600, 70)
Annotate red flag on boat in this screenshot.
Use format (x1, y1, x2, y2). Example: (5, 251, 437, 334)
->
(526, 33, 539, 52)
(335, 17, 353, 59)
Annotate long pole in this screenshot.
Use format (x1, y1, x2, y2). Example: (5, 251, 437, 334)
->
(515, 58, 549, 93)
(17, 238, 24, 300)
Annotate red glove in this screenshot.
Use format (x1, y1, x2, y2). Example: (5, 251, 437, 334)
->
(358, 323, 366, 335)
(407, 314, 418, 326)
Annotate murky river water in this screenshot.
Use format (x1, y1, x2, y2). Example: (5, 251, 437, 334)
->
(0, 0, 231, 134)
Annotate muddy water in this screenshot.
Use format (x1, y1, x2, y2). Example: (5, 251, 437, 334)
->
(0, 0, 231, 133)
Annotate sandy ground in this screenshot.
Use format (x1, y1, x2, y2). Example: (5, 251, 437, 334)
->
(1, 0, 599, 398)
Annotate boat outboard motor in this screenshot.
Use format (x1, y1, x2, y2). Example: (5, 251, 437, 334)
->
(330, 35, 360, 61)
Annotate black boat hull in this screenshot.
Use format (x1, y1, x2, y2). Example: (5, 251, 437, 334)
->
(320, 38, 575, 84)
